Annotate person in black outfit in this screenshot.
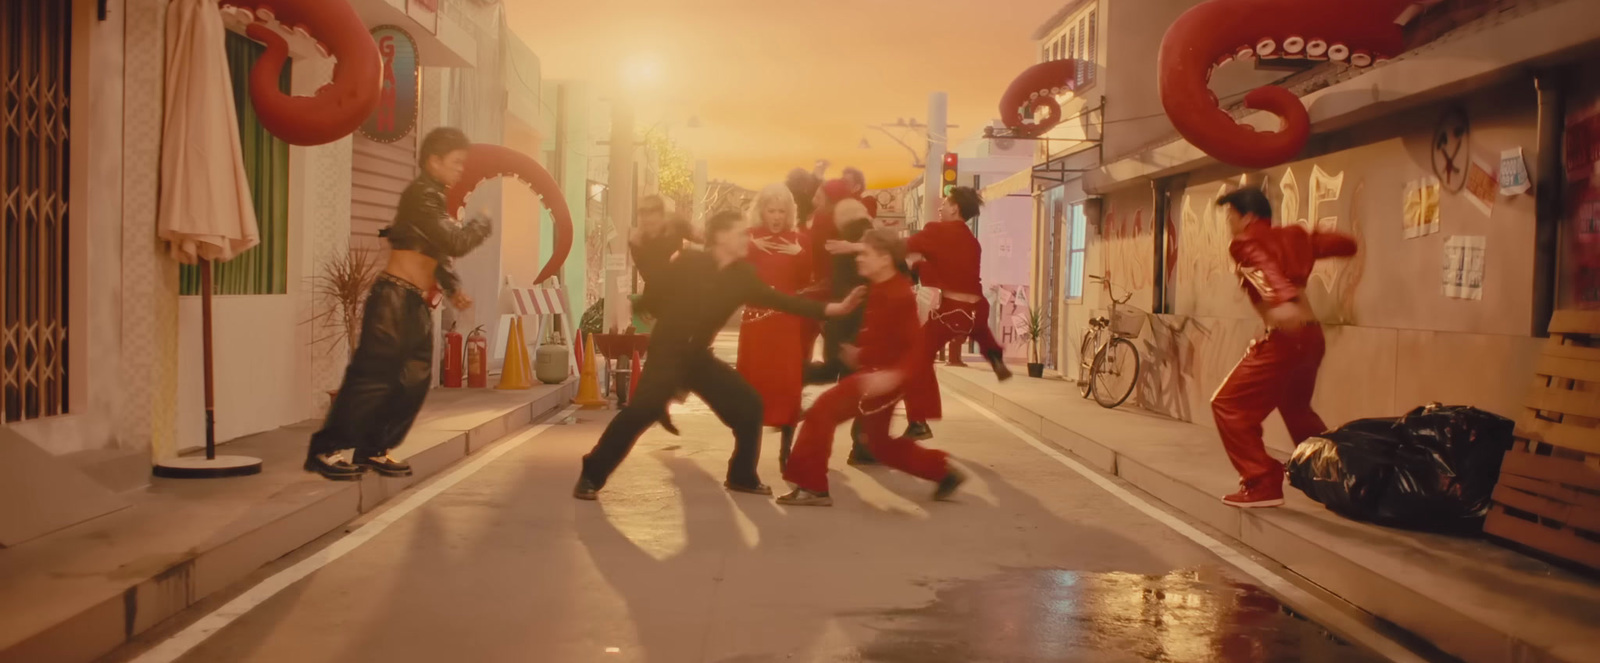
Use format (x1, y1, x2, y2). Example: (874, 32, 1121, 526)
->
(629, 195, 699, 434)
(575, 209, 866, 500)
(306, 127, 492, 480)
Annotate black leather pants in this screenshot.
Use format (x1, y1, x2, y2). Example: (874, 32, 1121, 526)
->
(309, 275, 434, 459)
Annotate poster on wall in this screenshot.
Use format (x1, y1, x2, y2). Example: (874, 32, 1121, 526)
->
(1500, 148, 1531, 196)
(1570, 183, 1600, 308)
(1566, 104, 1600, 183)
(1442, 235, 1486, 301)
(1464, 156, 1498, 216)
(1403, 177, 1441, 238)
(360, 26, 420, 144)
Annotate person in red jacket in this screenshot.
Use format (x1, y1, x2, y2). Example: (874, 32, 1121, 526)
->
(779, 230, 967, 507)
(900, 186, 1012, 440)
(1211, 188, 1357, 508)
(737, 184, 812, 469)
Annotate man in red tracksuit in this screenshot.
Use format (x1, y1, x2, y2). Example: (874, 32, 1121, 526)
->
(900, 186, 1012, 440)
(1212, 188, 1357, 508)
(779, 230, 967, 506)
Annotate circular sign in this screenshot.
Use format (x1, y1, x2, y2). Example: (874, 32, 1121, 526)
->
(360, 26, 419, 144)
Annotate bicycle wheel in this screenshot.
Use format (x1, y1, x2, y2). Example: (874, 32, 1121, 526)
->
(1077, 331, 1098, 399)
(1091, 337, 1141, 409)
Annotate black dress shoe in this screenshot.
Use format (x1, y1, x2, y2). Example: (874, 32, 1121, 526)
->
(902, 421, 934, 441)
(659, 413, 681, 436)
(984, 350, 1014, 382)
(304, 454, 364, 481)
(573, 476, 600, 500)
(354, 454, 413, 478)
(723, 480, 774, 496)
(934, 467, 968, 501)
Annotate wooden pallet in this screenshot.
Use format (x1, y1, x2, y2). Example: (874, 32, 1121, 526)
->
(1483, 310, 1600, 571)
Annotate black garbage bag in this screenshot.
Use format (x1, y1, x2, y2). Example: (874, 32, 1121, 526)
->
(1287, 404, 1515, 532)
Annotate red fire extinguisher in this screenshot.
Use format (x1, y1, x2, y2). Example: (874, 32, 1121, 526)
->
(467, 325, 488, 388)
(441, 322, 463, 388)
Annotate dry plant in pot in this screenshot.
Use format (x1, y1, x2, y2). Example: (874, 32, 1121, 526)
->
(307, 247, 381, 401)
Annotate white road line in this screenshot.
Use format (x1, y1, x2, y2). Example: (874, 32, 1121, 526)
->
(947, 391, 1426, 663)
(132, 406, 581, 663)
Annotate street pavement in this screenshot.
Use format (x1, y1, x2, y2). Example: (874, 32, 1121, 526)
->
(112, 333, 1389, 663)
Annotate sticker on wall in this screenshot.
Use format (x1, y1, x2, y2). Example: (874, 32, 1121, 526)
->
(1500, 148, 1531, 196)
(360, 26, 420, 144)
(1464, 156, 1498, 216)
(1442, 235, 1486, 301)
(1403, 177, 1441, 239)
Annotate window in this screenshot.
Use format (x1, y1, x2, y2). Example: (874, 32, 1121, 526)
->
(1086, 10, 1098, 86)
(178, 31, 292, 296)
(1065, 203, 1088, 300)
(1068, 28, 1077, 64)
(2, 0, 72, 422)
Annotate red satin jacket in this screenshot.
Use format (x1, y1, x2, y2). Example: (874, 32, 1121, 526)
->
(907, 220, 983, 297)
(1230, 222, 1357, 306)
(855, 274, 926, 376)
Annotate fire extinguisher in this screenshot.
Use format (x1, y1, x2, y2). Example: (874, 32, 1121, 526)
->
(441, 322, 463, 388)
(467, 325, 488, 388)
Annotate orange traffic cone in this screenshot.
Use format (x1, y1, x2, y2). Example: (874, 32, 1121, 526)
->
(629, 349, 643, 401)
(497, 317, 534, 390)
(516, 316, 534, 380)
(574, 332, 607, 409)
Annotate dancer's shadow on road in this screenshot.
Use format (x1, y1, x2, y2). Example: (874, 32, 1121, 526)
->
(574, 452, 866, 663)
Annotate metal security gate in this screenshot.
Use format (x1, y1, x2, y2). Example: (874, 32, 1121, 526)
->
(1, 0, 72, 423)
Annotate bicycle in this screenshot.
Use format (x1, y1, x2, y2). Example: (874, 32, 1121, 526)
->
(1077, 273, 1143, 409)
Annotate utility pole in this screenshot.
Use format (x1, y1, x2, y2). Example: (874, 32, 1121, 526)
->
(923, 92, 949, 226)
(604, 101, 635, 334)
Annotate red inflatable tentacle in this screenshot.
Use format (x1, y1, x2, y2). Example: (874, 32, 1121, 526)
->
(221, 0, 381, 146)
(1157, 0, 1427, 169)
(445, 144, 574, 287)
(1000, 59, 1082, 138)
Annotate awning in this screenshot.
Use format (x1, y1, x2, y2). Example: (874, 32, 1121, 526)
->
(159, 0, 259, 264)
(982, 168, 1033, 200)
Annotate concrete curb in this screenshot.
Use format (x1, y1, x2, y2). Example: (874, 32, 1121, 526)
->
(938, 368, 1592, 663)
(0, 382, 575, 663)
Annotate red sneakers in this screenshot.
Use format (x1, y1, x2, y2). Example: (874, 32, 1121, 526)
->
(1221, 476, 1285, 508)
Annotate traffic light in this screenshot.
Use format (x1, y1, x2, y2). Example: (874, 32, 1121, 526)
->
(941, 152, 959, 197)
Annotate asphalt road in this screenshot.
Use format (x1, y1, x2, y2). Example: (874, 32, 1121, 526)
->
(112, 333, 1389, 663)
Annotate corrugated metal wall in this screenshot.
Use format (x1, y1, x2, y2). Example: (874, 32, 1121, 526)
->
(350, 133, 417, 259)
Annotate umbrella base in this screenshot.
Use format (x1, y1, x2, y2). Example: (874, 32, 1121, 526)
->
(153, 455, 264, 479)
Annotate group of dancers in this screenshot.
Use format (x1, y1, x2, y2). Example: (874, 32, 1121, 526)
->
(573, 164, 1014, 507)
(301, 127, 1351, 512)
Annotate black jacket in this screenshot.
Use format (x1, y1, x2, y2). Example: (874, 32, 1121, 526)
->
(380, 175, 492, 296)
(642, 249, 827, 351)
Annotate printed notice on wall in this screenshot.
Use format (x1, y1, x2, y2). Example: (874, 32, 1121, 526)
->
(1404, 176, 1441, 238)
(1465, 157, 1498, 216)
(1500, 148, 1531, 196)
(1442, 235, 1486, 301)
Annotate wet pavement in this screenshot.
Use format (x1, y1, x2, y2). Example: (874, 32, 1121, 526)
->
(108, 333, 1397, 663)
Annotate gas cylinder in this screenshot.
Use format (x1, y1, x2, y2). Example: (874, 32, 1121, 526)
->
(440, 322, 463, 388)
(466, 325, 489, 388)
(535, 324, 571, 385)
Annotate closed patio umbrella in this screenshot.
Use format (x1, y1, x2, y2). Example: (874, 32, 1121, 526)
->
(154, 0, 263, 478)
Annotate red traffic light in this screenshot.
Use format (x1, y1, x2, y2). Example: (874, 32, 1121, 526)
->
(943, 153, 958, 167)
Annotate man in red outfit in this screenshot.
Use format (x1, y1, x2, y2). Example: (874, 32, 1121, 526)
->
(779, 230, 967, 507)
(899, 187, 1012, 440)
(1211, 188, 1357, 508)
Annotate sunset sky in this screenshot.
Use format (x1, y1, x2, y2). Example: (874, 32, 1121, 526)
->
(505, 0, 1068, 189)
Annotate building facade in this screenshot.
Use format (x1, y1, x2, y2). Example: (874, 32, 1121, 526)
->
(1025, 0, 1600, 449)
(1, 0, 587, 498)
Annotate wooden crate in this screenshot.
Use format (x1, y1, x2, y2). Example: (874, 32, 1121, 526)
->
(1483, 311, 1600, 571)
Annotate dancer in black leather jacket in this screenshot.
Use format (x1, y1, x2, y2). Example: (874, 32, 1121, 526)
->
(306, 128, 492, 480)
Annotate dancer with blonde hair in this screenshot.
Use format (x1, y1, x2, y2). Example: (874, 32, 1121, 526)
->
(737, 184, 812, 468)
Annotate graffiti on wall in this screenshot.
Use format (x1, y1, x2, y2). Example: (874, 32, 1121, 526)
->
(1103, 203, 1153, 295)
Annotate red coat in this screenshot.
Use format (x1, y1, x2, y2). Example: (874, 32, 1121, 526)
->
(1230, 222, 1357, 306)
(907, 221, 983, 296)
(807, 179, 859, 289)
(856, 274, 926, 377)
(737, 228, 813, 426)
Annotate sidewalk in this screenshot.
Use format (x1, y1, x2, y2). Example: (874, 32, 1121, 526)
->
(0, 383, 574, 663)
(937, 366, 1600, 663)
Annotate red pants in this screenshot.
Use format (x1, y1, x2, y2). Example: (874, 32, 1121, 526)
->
(1211, 325, 1328, 484)
(904, 297, 1003, 421)
(783, 373, 951, 494)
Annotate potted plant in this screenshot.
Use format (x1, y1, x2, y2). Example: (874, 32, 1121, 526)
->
(308, 247, 381, 400)
(1022, 306, 1051, 378)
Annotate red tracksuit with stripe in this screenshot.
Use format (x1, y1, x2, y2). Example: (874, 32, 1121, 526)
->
(1213, 222, 1357, 486)
(783, 274, 951, 493)
(903, 220, 1004, 422)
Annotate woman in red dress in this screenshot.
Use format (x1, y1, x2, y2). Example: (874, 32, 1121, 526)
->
(738, 183, 813, 469)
